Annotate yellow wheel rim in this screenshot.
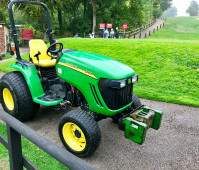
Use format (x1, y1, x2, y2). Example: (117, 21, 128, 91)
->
(3, 88, 14, 111)
(62, 122, 86, 152)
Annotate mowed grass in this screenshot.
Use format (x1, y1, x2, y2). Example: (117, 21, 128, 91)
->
(0, 17, 198, 107)
(1, 38, 198, 107)
(0, 123, 67, 170)
(149, 16, 199, 40)
(59, 38, 198, 107)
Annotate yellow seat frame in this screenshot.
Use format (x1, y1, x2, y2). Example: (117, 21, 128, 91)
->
(29, 39, 56, 67)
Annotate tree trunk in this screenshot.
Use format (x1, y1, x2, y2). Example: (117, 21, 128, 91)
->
(83, 0, 87, 17)
(43, 19, 46, 40)
(58, 9, 63, 34)
(91, 0, 96, 35)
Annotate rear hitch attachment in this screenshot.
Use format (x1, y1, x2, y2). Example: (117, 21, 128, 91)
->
(120, 106, 163, 144)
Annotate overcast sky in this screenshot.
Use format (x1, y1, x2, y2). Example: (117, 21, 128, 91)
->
(172, 0, 199, 16)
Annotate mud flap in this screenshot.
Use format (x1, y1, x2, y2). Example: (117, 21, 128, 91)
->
(122, 106, 163, 144)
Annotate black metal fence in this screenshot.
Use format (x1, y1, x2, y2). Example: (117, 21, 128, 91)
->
(120, 18, 166, 39)
(121, 19, 156, 39)
(0, 109, 95, 170)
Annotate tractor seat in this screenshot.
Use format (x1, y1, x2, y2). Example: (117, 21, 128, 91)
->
(29, 39, 56, 67)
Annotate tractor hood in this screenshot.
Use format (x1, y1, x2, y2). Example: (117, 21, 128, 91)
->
(58, 51, 135, 80)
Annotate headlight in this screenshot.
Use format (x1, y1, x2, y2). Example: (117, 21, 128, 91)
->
(120, 80, 126, 88)
(132, 74, 138, 83)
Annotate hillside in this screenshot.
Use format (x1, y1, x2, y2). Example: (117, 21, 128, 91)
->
(148, 16, 199, 40)
(0, 17, 198, 107)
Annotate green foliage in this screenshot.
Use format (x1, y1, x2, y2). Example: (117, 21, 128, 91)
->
(0, 123, 68, 169)
(20, 23, 36, 35)
(0, 54, 12, 60)
(186, 0, 199, 16)
(0, 8, 7, 21)
(160, 0, 172, 11)
(162, 6, 177, 17)
(0, 0, 172, 37)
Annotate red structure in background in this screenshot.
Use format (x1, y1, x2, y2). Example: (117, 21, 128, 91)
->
(99, 23, 105, 29)
(106, 23, 112, 28)
(122, 24, 128, 30)
(22, 29, 33, 40)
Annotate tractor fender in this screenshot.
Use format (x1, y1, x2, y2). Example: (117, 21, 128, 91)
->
(10, 63, 45, 101)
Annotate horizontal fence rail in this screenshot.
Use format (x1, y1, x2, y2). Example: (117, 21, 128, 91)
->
(0, 109, 95, 170)
(120, 19, 157, 39)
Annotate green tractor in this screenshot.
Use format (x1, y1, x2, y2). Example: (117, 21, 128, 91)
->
(0, 0, 163, 157)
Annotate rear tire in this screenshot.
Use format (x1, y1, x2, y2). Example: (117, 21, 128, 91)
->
(111, 93, 142, 123)
(0, 72, 40, 122)
(58, 110, 101, 157)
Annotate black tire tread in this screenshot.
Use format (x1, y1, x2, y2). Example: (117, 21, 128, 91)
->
(59, 110, 101, 157)
(131, 93, 142, 109)
(0, 71, 40, 121)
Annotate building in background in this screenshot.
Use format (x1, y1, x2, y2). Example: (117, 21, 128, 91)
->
(0, 22, 10, 53)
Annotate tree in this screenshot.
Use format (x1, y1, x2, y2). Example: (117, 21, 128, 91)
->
(162, 6, 177, 17)
(186, 0, 199, 16)
(91, 0, 96, 34)
(153, 0, 172, 18)
(0, 0, 174, 37)
(160, 0, 172, 11)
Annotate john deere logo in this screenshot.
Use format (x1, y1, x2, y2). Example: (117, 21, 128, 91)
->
(128, 79, 131, 84)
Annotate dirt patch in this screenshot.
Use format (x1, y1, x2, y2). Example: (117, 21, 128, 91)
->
(177, 29, 189, 33)
(177, 26, 189, 33)
(0, 158, 9, 170)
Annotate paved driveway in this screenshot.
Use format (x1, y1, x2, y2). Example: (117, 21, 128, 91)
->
(0, 88, 198, 169)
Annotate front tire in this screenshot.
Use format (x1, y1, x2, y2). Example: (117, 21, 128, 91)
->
(58, 110, 101, 157)
(0, 72, 40, 122)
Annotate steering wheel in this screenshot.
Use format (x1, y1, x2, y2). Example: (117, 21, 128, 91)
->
(47, 42, 63, 57)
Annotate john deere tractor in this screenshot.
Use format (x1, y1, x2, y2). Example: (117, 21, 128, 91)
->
(0, 0, 163, 157)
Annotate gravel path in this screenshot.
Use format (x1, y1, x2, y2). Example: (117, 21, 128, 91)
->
(0, 72, 198, 169)
(21, 100, 198, 170)
(132, 19, 165, 39)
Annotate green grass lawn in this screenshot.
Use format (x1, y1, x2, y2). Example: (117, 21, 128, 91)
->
(1, 38, 198, 107)
(149, 16, 199, 40)
(0, 123, 67, 170)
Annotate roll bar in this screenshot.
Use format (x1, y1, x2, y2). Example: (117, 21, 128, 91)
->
(8, 0, 54, 60)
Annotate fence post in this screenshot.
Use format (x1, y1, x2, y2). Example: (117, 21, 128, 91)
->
(134, 33, 136, 39)
(149, 31, 151, 36)
(7, 125, 23, 170)
(145, 33, 147, 38)
(139, 33, 141, 39)
(157, 26, 159, 30)
(153, 28, 155, 33)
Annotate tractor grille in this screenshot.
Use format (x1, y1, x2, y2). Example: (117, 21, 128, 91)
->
(98, 79, 133, 110)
